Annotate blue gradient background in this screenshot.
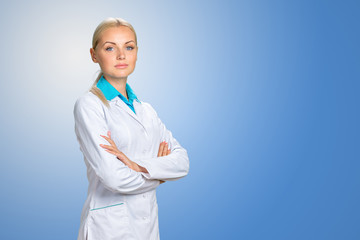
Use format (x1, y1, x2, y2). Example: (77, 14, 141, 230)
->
(0, 0, 359, 239)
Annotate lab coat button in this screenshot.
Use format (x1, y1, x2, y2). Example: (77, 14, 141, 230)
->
(143, 194, 146, 198)
(142, 150, 147, 153)
(143, 216, 147, 220)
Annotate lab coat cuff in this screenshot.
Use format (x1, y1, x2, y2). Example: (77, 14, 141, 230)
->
(137, 160, 155, 180)
(140, 172, 151, 179)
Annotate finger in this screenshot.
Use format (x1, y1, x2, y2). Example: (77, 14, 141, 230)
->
(162, 142, 168, 156)
(107, 130, 111, 138)
(102, 134, 114, 145)
(99, 143, 109, 148)
(100, 134, 111, 142)
(100, 145, 123, 157)
(167, 148, 171, 155)
(158, 143, 161, 157)
(161, 142, 168, 156)
(159, 142, 163, 157)
(100, 134, 116, 147)
(157, 141, 165, 157)
(100, 144, 116, 151)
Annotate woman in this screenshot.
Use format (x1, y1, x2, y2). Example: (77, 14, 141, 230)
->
(73, 17, 190, 240)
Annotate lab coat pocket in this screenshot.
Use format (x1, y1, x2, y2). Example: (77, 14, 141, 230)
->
(87, 203, 131, 240)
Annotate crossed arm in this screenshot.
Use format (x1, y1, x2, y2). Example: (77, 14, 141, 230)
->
(100, 130, 170, 183)
(74, 97, 189, 194)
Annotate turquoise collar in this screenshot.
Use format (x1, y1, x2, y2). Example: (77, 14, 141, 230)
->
(96, 75, 140, 103)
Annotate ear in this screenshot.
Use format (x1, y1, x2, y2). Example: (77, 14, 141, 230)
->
(135, 46, 138, 61)
(90, 48, 98, 63)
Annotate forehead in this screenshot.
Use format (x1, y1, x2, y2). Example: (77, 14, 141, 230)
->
(99, 26, 135, 43)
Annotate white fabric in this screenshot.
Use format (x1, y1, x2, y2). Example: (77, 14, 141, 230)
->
(74, 92, 189, 240)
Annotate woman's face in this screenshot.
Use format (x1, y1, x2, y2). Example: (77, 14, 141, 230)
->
(90, 26, 138, 81)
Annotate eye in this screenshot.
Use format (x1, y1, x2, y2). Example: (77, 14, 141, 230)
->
(126, 46, 134, 50)
(105, 46, 114, 51)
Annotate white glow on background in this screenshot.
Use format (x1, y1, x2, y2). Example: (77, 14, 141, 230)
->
(0, 0, 359, 239)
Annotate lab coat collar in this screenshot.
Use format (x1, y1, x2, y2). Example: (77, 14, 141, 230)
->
(97, 75, 146, 131)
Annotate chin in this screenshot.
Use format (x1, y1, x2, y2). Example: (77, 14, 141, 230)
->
(112, 75, 130, 80)
(105, 71, 133, 80)
(116, 69, 135, 76)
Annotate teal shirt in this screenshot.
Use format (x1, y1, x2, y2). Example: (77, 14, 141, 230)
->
(96, 75, 140, 114)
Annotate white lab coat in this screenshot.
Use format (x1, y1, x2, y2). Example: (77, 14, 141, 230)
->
(73, 91, 189, 240)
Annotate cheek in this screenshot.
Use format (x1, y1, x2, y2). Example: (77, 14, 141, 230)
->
(98, 56, 113, 68)
(129, 53, 137, 64)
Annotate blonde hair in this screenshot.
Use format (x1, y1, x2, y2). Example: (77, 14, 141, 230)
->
(89, 17, 138, 107)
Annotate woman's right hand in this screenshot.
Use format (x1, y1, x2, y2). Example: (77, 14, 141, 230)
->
(158, 141, 170, 184)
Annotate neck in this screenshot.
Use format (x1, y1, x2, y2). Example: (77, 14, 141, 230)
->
(104, 75, 128, 100)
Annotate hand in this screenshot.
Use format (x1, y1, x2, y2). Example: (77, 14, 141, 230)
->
(100, 131, 147, 173)
(158, 141, 171, 157)
(100, 131, 170, 184)
(158, 141, 171, 184)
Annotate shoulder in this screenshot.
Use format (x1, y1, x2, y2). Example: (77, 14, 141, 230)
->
(73, 91, 106, 117)
(74, 91, 104, 109)
(140, 101, 159, 116)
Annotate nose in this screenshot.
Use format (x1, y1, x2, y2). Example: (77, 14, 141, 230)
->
(117, 48, 125, 60)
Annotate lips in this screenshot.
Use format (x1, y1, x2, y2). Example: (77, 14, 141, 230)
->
(115, 64, 128, 69)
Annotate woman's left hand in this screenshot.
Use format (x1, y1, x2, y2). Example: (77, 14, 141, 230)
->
(100, 131, 148, 173)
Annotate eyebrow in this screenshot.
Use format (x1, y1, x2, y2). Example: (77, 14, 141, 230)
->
(102, 40, 135, 46)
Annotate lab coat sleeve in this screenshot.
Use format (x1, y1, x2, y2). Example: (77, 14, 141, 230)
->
(136, 104, 190, 181)
(74, 95, 160, 194)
